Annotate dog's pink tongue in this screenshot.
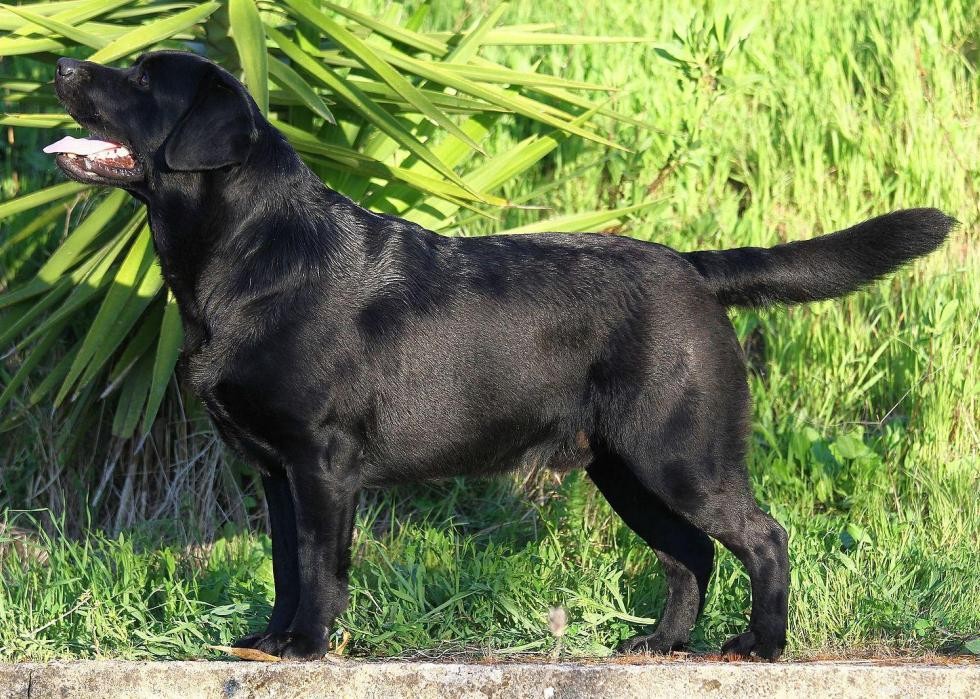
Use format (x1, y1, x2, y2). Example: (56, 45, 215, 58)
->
(43, 136, 119, 156)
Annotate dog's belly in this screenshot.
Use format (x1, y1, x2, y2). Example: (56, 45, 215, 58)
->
(360, 423, 594, 486)
(357, 338, 599, 484)
(194, 367, 595, 484)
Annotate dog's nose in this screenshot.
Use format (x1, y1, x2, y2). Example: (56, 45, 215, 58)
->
(56, 58, 81, 79)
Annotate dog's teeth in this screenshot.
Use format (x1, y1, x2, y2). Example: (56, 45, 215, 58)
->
(90, 146, 132, 161)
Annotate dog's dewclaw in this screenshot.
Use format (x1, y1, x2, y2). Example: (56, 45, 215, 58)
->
(209, 645, 282, 662)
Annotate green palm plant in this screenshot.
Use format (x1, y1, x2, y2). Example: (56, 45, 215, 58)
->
(0, 0, 655, 444)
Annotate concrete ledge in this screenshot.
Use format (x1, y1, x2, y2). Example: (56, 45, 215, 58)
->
(1, 659, 978, 699)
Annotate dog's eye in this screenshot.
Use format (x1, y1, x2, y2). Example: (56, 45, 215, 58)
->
(136, 71, 149, 88)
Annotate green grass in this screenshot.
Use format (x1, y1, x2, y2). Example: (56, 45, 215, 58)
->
(2, 0, 979, 661)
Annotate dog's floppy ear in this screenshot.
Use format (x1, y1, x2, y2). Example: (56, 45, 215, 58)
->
(164, 68, 256, 171)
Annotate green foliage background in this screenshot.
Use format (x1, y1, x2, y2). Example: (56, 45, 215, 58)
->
(1, 0, 978, 660)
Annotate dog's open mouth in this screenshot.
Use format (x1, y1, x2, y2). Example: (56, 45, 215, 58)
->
(44, 135, 143, 182)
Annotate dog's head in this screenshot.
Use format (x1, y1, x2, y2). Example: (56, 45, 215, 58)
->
(48, 51, 259, 193)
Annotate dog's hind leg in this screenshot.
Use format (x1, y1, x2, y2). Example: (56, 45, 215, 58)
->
(687, 489, 788, 661)
(588, 455, 714, 653)
(606, 315, 789, 660)
(622, 448, 790, 661)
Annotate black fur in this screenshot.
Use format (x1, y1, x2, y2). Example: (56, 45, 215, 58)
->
(683, 208, 954, 307)
(51, 52, 953, 661)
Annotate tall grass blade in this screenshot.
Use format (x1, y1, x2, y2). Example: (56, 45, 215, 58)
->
(229, 0, 268, 115)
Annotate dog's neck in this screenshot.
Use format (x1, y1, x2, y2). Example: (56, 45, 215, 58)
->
(142, 129, 360, 353)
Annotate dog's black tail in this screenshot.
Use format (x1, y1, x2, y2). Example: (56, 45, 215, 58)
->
(682, 208, 955, 308)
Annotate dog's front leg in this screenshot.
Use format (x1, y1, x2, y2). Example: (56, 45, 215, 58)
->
(233, 472, 300, 650)
(246, 438, 360, 660)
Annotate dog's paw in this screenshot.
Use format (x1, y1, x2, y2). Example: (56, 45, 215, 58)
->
(721, 630, 784, 662)
(231, 632, 265, 649)
(246, 631, 329, 660)
(617, 631, 686, 655)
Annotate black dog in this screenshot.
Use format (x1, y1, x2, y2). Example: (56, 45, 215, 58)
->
(49, 51, 953, 660)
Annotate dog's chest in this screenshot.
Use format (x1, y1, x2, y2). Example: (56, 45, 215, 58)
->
(192, 378, 313, 472)
(180, 341, 293, 468)
(182, 332, 366, 469)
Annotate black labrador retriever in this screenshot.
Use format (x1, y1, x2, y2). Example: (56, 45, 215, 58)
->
(48, 51, 953, 660)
